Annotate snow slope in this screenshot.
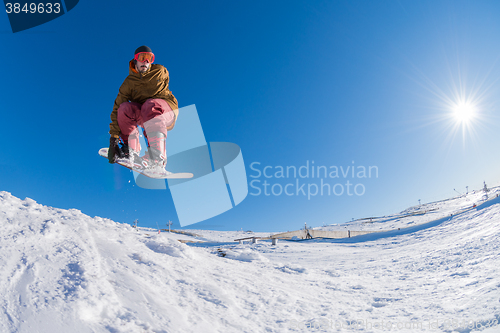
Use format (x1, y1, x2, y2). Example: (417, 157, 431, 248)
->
(315, 188, 500, 233)
(0, 190, 499, 332)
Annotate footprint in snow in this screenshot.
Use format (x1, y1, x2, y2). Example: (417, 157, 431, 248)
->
(351, 285, 364, 290)
(372, 302, 387, 308)
(371, 297, 400, 308)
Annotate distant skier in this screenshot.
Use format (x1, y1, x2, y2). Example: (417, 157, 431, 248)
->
(107, 45, 178, 170)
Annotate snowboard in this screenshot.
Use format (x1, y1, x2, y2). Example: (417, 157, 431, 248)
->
(99, 148, 193, 179)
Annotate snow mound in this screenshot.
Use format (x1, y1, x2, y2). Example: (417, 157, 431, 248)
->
(145, 237, 196, 259)
(219, 247, 270, 262)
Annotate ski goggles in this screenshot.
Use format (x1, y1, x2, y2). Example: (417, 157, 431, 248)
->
(134, 52, 155, 63)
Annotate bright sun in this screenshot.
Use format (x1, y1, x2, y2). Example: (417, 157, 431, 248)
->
(453, 102, 476, 123)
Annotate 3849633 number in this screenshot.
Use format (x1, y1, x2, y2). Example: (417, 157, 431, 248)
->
(5, 3, 61, 14)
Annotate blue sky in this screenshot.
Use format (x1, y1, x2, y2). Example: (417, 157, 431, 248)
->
(2, 0, 500, 231)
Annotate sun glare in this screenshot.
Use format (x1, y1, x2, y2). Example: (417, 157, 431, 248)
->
(453, 102, 476, 123)
(408, 51, 495, 151)
(442, 95, 483, 149)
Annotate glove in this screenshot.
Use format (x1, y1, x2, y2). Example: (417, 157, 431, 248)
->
(108, 136, 121, 164)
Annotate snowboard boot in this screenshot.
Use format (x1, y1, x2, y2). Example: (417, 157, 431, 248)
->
(117, 135, 143, 169)
(141, 131, 167, 169)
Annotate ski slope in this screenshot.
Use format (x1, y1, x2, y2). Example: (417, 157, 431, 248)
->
(0, 190, 499, 332)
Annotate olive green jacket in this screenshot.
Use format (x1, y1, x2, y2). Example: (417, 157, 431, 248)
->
(109, 60, 179, 137)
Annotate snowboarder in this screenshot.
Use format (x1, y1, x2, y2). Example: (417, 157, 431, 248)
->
(107, 45, 179, 170)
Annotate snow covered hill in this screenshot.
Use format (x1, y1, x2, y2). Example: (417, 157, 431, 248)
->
(315, 187, 500, 233)
(0, 190, 499, 332)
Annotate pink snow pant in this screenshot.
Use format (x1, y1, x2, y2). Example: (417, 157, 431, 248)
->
(117, 99, 175, 151)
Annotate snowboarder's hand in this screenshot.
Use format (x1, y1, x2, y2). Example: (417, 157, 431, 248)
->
(108, 137, 121, 164)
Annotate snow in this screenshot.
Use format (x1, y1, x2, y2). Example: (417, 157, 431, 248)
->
(315, 188, 500, 233)
(0, 189, 499, 332)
